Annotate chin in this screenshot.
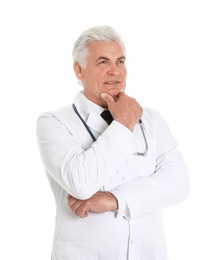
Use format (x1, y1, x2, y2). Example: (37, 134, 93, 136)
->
(112, 94, 120, 101)
(107, 88, 124, 98)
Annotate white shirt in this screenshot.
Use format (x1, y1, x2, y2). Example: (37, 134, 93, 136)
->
(36, 91, 189, 260)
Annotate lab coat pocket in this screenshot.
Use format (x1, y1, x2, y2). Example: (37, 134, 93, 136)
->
(52, 240, 97, 260)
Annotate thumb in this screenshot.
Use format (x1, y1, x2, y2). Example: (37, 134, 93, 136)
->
(100, 93, 115, 105)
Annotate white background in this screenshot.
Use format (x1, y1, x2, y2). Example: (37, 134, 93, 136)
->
(0, 0, 219, 259)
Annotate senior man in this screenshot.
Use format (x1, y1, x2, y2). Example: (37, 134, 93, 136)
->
(37, 25, 189, 260)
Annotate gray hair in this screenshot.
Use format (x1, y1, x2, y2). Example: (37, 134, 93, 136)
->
(72, 25, 126, 69)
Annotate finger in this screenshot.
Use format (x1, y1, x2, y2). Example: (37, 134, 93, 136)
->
(68, 197, 78, 208)
(69, 200, 89, 218)
(67, 194, 72, 200)
(75, 202, 90, 218)
(100, 93, 115, 104)
(118, 91, 126, 97)
(70, 199, 82, 213)
(76, 206, 89, 218)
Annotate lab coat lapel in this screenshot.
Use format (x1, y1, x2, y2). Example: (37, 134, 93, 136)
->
(74, 91, 108, 135)
(86, 112, 108, 135)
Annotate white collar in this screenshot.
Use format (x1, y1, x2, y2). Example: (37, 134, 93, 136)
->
(73, 90, 108, 134)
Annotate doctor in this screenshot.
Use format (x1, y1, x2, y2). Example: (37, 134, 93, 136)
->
(37, 25, 189, 260)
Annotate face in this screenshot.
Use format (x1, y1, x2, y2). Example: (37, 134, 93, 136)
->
(74, 41, 127, 108)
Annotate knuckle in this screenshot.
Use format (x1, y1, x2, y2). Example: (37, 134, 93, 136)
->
(84, 200, 91, 208)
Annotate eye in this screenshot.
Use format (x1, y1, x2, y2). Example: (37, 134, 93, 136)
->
(118, 59, 125, 65)
(98, 60, 108, 65)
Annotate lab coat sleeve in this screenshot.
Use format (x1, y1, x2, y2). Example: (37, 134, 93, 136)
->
(36, 113, 136, 200)
(110, 111, 189, 219)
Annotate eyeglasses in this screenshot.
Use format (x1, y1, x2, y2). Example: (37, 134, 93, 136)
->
(72, 104, 148, 156)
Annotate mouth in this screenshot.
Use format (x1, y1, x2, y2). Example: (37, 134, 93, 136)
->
(103, 81, 121, 85)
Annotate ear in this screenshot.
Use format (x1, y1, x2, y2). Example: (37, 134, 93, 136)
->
(73, 62, 83, 81)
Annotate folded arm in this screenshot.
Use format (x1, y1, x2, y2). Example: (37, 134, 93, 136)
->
(37, 113, 135, 200)
(67, 111, 189, 219)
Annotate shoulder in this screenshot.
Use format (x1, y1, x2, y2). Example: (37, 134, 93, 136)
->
(37, 91, 85, 124)
(37, 104, 73, 123)
(142, 107, 161, 122)
(141, 107, 171, 134)
(36, 104, 77, 137)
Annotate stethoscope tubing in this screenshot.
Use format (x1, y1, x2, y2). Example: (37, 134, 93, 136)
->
(72, 104, 148, 156)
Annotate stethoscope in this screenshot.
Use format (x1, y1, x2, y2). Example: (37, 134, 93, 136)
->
(72, 104, 148, 156)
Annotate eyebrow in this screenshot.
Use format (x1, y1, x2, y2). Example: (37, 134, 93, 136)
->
(96, 55, 126, 62)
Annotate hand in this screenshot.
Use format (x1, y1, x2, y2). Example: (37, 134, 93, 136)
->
(101, 92, 143, 132)
(67, 191, 118, 218)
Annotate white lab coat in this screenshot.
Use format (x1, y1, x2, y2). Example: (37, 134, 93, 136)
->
(37, 91, 189, 260)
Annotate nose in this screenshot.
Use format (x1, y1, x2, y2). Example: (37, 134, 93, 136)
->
(107, 64, 120, 76)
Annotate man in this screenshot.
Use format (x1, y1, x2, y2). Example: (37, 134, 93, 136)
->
(37, 25, 189, 260)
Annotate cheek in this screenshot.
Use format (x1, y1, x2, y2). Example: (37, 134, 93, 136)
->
(81, 72, 96, 88)
(83, 74, 102, 95)
(123, 68, 127, 78)
(87, 68, 103, 82)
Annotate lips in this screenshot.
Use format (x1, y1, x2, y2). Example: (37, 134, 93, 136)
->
(104, 81, 121, 84)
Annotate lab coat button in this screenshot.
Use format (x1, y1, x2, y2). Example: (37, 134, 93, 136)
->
(122, 177, 125, 180)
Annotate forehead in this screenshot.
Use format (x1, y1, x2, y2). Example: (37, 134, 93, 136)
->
(86, 41, 125, 60)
